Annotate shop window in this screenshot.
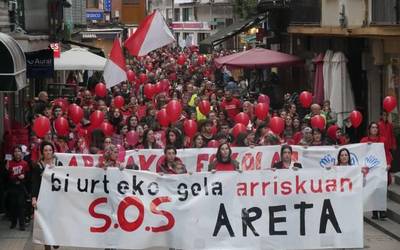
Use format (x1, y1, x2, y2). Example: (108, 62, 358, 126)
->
(182, 8, 193, 22)
(87, 0, 99, 8)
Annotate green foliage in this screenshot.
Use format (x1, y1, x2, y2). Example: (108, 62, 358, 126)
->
(233, 0, 258, 19)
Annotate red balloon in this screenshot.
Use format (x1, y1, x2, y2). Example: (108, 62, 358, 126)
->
(100, 122, 114, 137)
(53, 98, 69, 112)
(197, 55, 206, 65)
(258, 94, 270, 105)
(154, 82, 163, 94)
(126, 131, 139, 146)
(310, 115, 326, 130)
(232, 123, 247, 138)
(166, 100, 182, 122)
(327, 124, 339, 140)
(95, 83, 107, 97)
(177, 54, 186, 65)
(349, 110, 363, 128)
(54, 117, 69, 136)
(144, 83, 155, 99)
(113, 96, 125, 109)
(90, 110, 105, 127)
(160, 79, 170, 92)
(139, 73, 148, 84)
(235, 112, 250, 126)
(199, 100, 211, 115)
(127, 70, 136, 82)
(269, 117, 285, 135)
(255, 103, 269, 120)
(68, 104, 84, 124)
(207, 140, 220, 148)
(299, 91, 313, 108)
(383, 95, 397, 113)
(183, 119, 198, 137)
(169, 72, 177, 81)
(157, 109, 169, 127)
(33, 116, 51, 138)
(117, 144, 126, 162)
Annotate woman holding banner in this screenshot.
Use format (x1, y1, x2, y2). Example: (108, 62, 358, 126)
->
(337, 148, 352, 166)
(96, 144, 124, 170)
(208, 143, 240, 171)
(360, 122, 391, 220)
(31, 141, 62, 250)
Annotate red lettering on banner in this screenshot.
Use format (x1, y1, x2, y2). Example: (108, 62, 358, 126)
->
(117, 196, 145, 232)
(139, 155, 157, 171)
(82, 156, 94, 167)
(150, 197, 175, 232)
(271, 152, 280, 168)
(292, 151, 299, 162)
(126, 156, 135, 168)
(209, 154, 216, 164)
(281, 181, 292, 195)
(196, 154, 209, 172)
(89, 197, 111, 233)
(68, 156, 78, 167)
(242, 153, 255, 171)
(255, 152, 262, 170)
(231, 152, 239, 160)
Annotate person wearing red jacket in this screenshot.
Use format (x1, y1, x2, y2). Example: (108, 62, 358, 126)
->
(378, 111, 397, 154)
(6, 146, 29, 231)
(360, 122, 392, 220)
(208, 143, 240, 171)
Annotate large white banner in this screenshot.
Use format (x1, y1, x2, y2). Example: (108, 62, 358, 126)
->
(34, 167, 363, 250)
(56, 143, 388, 211)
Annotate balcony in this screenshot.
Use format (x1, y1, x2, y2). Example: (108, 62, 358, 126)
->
(289, 0, 321, 25)
(371, 0, 400, 25)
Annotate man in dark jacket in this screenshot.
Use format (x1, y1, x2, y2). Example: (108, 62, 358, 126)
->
(272, 145, 302, 169)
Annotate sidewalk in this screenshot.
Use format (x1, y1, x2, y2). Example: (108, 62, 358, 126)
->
(0, 216, 398, 250)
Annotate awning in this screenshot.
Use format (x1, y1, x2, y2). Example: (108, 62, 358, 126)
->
(199, 14, 267, 47)
(0, 33, 27, 91)
(54, 47, 107, 71)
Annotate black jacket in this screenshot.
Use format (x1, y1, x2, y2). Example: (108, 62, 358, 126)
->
(31, 159, 63, 199)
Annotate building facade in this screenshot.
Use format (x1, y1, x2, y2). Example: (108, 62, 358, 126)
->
(149, 0, 235, 46)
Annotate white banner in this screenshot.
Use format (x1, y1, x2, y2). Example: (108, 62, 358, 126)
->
(34, 167, 363, 249)
(56, 143, 388, 211)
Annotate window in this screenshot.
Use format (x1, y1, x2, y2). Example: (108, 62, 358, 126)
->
(166, 8, 173, 21)
(182, 8, 193, 22)
(198, 33, 209, 42)
(87, 0, 99, 9)
(174, 8, 180, 22)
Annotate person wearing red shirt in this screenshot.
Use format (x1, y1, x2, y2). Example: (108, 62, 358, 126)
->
(220, 90, 242, 121)
(360, 122, 391, 220)
(6, 146, 29, 231)
(208, 143, 239, 171)
(378, 111, 397, 154)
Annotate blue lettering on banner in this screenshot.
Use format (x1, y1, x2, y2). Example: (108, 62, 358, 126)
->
(86, 11, 104, 20)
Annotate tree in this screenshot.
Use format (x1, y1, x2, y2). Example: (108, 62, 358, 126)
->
(233, 0, 258, 19)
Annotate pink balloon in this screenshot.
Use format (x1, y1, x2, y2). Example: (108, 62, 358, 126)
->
(299, 91, 313, 108)
(95, 83, 107, 97)
(157, 109, 169, 127)
(235, 112, 250, 126)
(183, 119, 198, 137)
(232, 123, 247, 138)
(54, 117, 69, 136)
(113, 96, 125, 109)
(383, 96, 397, 113)
(126, 131, 139, 146)
(255, 103, 269, 120)
(90, 111, 105, 127)
(68, 104, 84, 124)
(166, 100, 182, 122)
(349, 110, 363, 128)
(310, 115, 326, 130)
(258, 94, 270, 104)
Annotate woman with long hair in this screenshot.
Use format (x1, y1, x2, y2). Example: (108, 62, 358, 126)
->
(166, 127, 184, 149)
(337, 148, 352, 166)
(191, 133, 205, 148)
(139, 129, 161, 149)
(208, 143, 239, 171)
(96, 144, 124, 170)
(31, 141, 62, 250)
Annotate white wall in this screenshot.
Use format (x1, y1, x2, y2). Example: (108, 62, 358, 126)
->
(321, 0, 366, 27)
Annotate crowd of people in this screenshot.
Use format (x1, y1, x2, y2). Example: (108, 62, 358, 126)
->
(0, 46, 397, 248)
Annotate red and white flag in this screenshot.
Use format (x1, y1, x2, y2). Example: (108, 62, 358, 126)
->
(103, 38, 127, 89)
(125, 10, 175, 56)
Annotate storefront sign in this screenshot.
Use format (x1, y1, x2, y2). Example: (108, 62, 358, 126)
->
(86, 11, 104, 20)
(25, 49, 54, 78)
(171, 22, 210, 30)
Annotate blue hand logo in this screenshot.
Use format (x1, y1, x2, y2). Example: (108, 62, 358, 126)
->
(364, 155, 380, 169)
(320, 154, 336, 168)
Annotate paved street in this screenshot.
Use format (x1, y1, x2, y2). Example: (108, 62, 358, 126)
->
(0, 216, 398, 250)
